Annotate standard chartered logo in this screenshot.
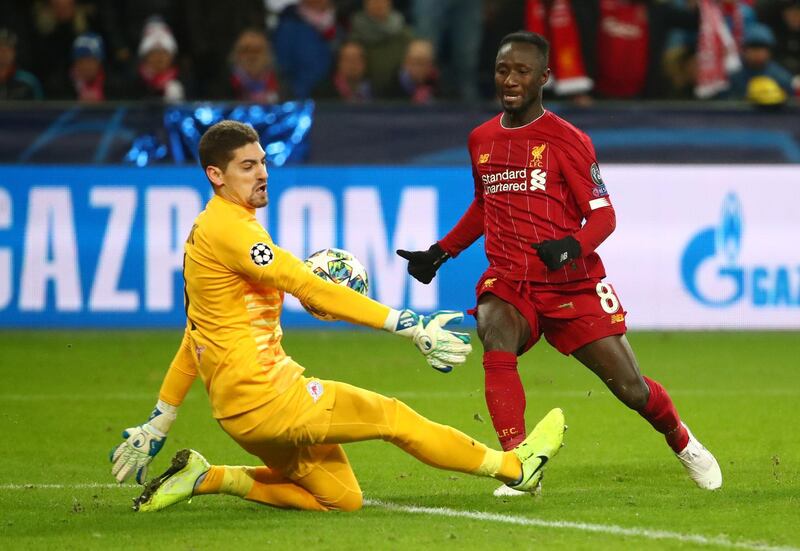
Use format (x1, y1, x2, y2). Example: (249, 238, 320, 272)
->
(482, 168, 547, 195)
(530, 169, 547, 191)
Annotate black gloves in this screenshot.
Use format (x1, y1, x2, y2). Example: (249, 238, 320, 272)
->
(396, 243, 449, 284)
(532, 236, 581, 270)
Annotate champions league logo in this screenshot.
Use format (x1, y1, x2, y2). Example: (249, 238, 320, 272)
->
(680, 193, 799, 308)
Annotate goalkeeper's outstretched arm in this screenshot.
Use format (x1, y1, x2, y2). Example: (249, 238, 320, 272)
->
(287, 265, 472, 374)
(110, 328, 198, 484)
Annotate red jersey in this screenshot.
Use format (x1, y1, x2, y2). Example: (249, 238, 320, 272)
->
(439, 110, 615, 284)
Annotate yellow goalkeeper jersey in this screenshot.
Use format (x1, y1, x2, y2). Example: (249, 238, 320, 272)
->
(170, 194, 390, 419)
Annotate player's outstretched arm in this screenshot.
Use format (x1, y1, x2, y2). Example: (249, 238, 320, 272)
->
(396, 243, 449, 284)
(383, 309, 472, 373)
(276, 249, 471, 371)
(397, 199, 485, 283)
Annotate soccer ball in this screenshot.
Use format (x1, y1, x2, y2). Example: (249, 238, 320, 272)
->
(302, 247, 369, 321)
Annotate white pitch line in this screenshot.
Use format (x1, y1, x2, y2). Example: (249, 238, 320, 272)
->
(1, 484, 794, 550)
(364, 499, 798, 551)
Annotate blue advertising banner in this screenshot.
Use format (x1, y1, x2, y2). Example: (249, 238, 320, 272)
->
(2, 165, 798, 329)
(0, 166, 486, 328)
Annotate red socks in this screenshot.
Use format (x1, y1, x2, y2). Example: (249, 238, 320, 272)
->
(639, 376, 689, 453)
(483, 350, 527, 450)
(484, 352, 688, 454)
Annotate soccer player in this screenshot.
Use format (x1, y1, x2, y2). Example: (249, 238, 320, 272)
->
(397, 31, 722, 496)
(110, 120, 566, 512)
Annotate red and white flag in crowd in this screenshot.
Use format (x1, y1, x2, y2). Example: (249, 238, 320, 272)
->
(525, 0, 593, 96)
(695, 0, 742, 98)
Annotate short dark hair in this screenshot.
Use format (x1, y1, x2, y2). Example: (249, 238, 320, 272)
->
(498, 31, 550, 64)
(198, 120, 259, 172)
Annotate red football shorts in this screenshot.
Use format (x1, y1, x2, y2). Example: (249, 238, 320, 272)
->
(470, 272, 628, 355)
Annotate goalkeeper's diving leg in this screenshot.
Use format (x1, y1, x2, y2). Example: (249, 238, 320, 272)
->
(134, 381, 566, 512)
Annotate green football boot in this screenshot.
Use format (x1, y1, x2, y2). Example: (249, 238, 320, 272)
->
(506, 408, 566, 494)
(133, 449, 210, 512)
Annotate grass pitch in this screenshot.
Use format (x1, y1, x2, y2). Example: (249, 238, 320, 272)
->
(1, 330, 798, 550)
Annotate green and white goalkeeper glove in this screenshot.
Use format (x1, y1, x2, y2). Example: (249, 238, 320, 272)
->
(385, 309, 472, 373)
(110, 400, 177, 484)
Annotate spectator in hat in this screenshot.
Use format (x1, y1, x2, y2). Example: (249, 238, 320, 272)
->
(729, 22, 795, 103)
(31, 0, 97, 99)
(132, 17, 184, 102)
(0, 27, 43, 100)
(69, 32, 107, 102)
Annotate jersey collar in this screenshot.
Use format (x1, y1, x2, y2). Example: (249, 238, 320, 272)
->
(499, 109, 548, 130)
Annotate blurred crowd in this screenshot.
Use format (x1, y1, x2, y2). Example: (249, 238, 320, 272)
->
(0, 0, 798, 106)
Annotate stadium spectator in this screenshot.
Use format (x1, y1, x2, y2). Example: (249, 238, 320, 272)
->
(0, 27, 43, 100)
(662, 37, 699, 99)
(273, 0, 342, 99)
(178, 0, 265, 99)
(729, 22, 795, 103)
(411, 0, 482, 102)
(397, 31, 722, 497)
(131, 18, 184, 102)
(69, 32, 109, 102)
(227, 28, 286, 104)
(93, 0, 181, 77)
(31, 0, 97, 99)
(527, 0, 698, 100)
(349, 0, 412, 97)
(110, 120, 567, 512)
(314, 40, 372, 102)
(386, 38, 439, 103)
(756, 0, 800, 80)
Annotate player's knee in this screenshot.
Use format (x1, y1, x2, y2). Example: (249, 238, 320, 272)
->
(328, 490, 363, 512)
(478, 321, 517, 352)
(617, 378, 649, 410)
(385, 399, 424, 446)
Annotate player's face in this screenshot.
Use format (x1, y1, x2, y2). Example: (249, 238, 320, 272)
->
(495, 42, 549, 119)
(212, 141, 269, 209)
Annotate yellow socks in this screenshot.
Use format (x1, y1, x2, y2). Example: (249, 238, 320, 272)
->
(476, 449, 523, 483)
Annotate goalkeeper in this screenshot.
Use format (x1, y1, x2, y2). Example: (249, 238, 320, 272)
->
(110, 120, 566, 512)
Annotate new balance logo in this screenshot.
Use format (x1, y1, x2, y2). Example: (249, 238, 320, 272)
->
(530, 169, 547, 191)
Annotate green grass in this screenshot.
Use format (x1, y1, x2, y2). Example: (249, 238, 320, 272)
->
(0, 330, 798, 550)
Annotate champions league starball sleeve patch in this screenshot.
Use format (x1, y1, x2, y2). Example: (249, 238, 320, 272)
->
(590, 163, 608, 197)
(250, 242, 274, 266)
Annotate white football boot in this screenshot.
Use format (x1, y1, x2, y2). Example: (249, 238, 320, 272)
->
(676, 423, 722, 490)
(493, 480, 540, 497)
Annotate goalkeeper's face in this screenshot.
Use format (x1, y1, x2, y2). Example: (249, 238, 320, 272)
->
(213, 141, 269, 209)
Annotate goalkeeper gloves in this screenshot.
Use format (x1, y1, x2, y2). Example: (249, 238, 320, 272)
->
(532, 236, 581, 270)
(110, 400, 176, 484)
(396, 243, 449, 284)
(385, 309, 472, 373)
